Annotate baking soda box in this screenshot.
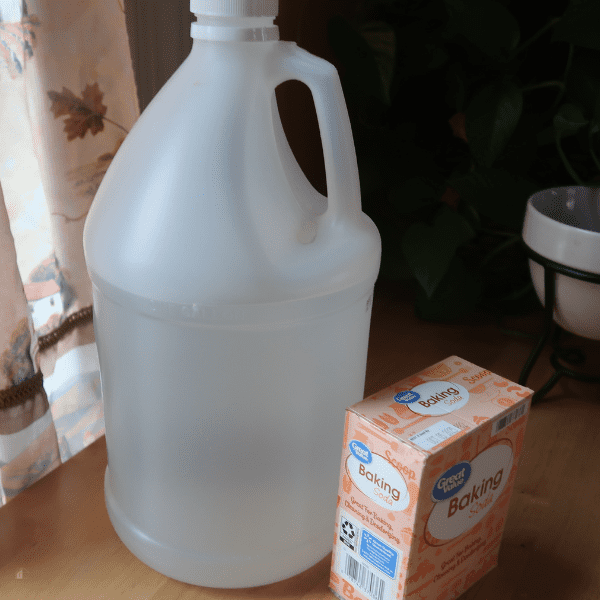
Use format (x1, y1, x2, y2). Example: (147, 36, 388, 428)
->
(329, 356, 532, 600)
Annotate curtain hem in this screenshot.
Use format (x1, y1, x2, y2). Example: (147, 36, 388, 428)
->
(37, 305, 93, 352)
(0, 371, 45, 410)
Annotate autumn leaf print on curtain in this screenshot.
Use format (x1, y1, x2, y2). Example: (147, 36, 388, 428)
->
(0, 0, 139, 505)
(47, 83, 129, 221)
(49, 83, 129, 141)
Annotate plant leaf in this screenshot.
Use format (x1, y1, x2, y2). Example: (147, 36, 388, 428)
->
(401, 205, 475, 297)
(48, 83, 107, 141)
(446, 63, 467, 112)
(553, 103, 589, 138)
(327, 16, 388, 106)
(444, 0, 520, 60)
(551, 0, 600, 51)
(353, 124, 405, 197)
(449, 112, 467, 142)
(415, 256, 482, 322)
(465, 81, 523, 168)
(493, 113, 539, 174)
(377, 219, 414, 281)
(565, 48, 600, 119)
(355, 121, 438, 198)
(449, 167, 539, 230)
(425, 44, 449, 70)
(395, 23, 448, 83)
(359, 21, 396, 106)
(388, 177, 439, 213)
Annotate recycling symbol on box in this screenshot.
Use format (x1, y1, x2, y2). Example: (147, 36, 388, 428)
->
(340, 517, 358, 550)
(342, 519, 355, 539)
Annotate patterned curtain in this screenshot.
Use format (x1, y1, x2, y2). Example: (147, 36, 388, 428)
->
(0, 0, 139, 505)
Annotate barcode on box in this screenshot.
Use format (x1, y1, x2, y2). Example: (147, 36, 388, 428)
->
(340, 546, 387, 600)
(409, 420, 461, 451)
(492, 403, 528, 435)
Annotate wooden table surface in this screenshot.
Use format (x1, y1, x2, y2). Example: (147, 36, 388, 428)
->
(2, 281, 599, 600)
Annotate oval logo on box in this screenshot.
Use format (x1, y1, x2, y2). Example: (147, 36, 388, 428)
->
(349, 440, 372, 464)
(346, 452, 410, 511)
(394, 390, 420, 404)
(426, 442, 513, 542)
(405, 381, 469, 416)
(431, 461, 472, 502)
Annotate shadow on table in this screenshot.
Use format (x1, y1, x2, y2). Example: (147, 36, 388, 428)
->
(460, 542, 593, 599)
(176, 553, 333, 599)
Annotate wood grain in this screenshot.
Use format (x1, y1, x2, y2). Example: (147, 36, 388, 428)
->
(1, 280, 599, 599)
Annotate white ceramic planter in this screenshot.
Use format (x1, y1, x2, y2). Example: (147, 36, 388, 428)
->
(522, 186, 600, 341)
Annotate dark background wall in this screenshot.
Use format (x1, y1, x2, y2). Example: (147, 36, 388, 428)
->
(123, 0, 357, 196)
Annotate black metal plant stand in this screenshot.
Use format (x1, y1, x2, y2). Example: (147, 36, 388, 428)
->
(519, 243, 600, 403)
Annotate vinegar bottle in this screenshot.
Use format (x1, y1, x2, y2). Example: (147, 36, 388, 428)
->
(83, 0, 381, 588)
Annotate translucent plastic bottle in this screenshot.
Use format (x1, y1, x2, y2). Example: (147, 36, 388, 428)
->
(83, 0, 381, 588)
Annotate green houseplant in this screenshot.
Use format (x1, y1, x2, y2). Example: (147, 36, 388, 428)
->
(327, 0, 600, 321)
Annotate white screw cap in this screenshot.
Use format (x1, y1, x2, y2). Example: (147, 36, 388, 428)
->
(190, 0, 278, 17)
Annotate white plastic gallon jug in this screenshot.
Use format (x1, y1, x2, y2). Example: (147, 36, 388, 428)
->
(83, 0, 381, 588)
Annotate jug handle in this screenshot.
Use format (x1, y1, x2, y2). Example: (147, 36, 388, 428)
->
(271, 42, 362, 227)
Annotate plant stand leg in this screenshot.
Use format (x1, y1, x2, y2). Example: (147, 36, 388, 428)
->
(530, 368, 563, 404)
(520, 243, 600, 404)
(519, 265, 556, 397)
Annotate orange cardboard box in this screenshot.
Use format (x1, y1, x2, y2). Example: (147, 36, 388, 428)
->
(329, 356, 532, 600)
